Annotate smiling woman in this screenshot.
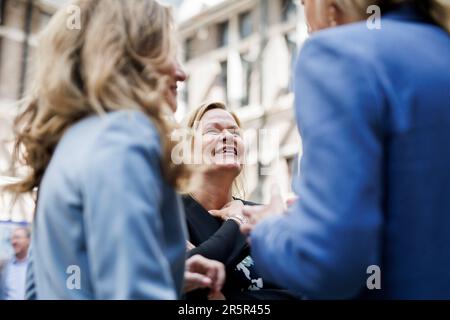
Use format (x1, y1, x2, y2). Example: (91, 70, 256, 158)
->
(180, 102, 300, 300)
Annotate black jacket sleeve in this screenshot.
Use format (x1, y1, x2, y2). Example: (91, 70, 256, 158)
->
(187, 220, 248, 268)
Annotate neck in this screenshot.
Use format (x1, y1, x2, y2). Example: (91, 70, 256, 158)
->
(15, 252, 27, 262)
(190, 170, 235, 211)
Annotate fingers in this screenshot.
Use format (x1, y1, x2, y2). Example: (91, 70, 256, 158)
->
(242, 205, 264, 219)
(208, 209, 223, 218)
(186, 255, 225, 293)
(205, 259, 225, 293)
(209, 201, 244, 220)
(269, 183, 285, 212)
(183, 271, 212, 293)
(240, 222, 254, 235)
(186, 254, 209, 272)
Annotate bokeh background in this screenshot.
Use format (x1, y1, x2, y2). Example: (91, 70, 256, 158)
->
(0, 0, 308, 230)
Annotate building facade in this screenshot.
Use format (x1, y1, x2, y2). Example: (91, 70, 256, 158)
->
(0, 0, 61, 222)
(178, 0, 307, 202)
(0, 0, 308, 223)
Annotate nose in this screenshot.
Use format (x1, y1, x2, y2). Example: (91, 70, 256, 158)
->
(175, 62, 187, 83)
(222, 130, 235, 144)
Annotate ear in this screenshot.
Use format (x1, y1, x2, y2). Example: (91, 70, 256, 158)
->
(327, 2, 340, 27)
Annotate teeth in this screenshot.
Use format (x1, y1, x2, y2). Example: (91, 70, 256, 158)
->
(216, 148, 236, 155)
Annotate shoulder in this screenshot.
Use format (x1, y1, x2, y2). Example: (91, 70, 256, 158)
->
(300, 17, 443, 69)
(70, 110, 162, 158)
(74, 111, 164, 179)
(92, 110, 161, 148)
(298, 22, 380, 68)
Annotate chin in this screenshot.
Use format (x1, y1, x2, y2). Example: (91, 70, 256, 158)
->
(165, 93, 177, 112)
(215, 162, 242, 172)
(169, 101, 177, 112)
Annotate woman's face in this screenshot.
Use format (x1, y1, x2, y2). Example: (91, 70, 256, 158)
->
(196, 108, 245, 174)
(161, 59, 187, 112)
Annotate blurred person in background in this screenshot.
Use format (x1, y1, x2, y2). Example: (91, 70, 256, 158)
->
(0, 227, 30, 300)
(181, 102, 299, 300)
(5, 0, 225, 299)
(242, 0, 450, 299)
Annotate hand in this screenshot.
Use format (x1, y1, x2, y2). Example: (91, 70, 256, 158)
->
(240, 184, 285, 236)
(208, 200, 245, 221)
(183, 255, 226, 295)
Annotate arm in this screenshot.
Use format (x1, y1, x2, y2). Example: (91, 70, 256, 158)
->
(187, 220, 247, 268)
(82, 112, 179, 299)
(249, 35, 385, 299)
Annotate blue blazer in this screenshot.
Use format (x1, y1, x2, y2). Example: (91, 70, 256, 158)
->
(27, 111, 187, 299)
(250, 4, 450, 299)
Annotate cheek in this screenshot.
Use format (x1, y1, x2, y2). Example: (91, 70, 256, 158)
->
(164, 90, 176, 111)
(236, 138, 245, 155)
(200, 135, 220, 154)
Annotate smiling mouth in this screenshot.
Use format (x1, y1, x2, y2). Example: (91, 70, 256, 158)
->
(215, 146, 237, 156)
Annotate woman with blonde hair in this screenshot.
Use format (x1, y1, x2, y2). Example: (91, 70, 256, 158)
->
(6, 0, 225, 299)
(181, 102, 299, 300)
(243, 0, 450, 299)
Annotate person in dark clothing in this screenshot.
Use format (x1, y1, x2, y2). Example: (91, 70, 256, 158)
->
(181, 102, 299, 300)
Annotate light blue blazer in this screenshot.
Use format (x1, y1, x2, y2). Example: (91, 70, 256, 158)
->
(250, 4, 450, 299)
(27, 111, 187, 299)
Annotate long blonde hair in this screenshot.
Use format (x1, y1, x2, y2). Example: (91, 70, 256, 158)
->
(7, 0, 189, 194)
(183, 102, 246, 199)
(331, 0, 450, 33)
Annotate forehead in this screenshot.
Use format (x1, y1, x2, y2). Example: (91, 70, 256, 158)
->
(200, 108, 238, 127)
(12, 228, 27, 237)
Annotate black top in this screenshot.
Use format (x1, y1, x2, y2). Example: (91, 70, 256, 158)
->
(183, 196, 299, 300)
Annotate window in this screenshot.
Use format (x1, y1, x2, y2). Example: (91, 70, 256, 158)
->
(240, 54, 253, 106)
(217, 21, 229, 47)
(181, 79, 189, 109)
(239, 11, 253, 39)
(0, 0, 5, 70)
(220, 60, 228, 103)
(39, 11, 52, 31)
(285, 33, 298, 92)
(286, 155, 299, 193)
(281, 0, 297, 23)
(0, 0, 6, 25)
(184, 36, 194, 61)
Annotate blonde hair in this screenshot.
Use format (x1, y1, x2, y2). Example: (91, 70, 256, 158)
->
(331, 0, 450, 33)
(7, 0, 189, 194)
(183, 102, 246, 199)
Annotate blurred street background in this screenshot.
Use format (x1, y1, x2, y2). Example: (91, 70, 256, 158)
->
(0, 0, 307, 242)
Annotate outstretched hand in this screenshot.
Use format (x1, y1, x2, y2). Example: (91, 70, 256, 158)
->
(240, 184, 286, 236)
